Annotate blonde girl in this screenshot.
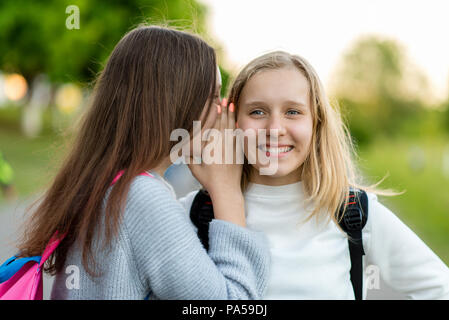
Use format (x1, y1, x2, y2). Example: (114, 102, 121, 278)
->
(181, 51, 449, 299)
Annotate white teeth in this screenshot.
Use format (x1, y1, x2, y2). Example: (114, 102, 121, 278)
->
(259, 146, 293, 153)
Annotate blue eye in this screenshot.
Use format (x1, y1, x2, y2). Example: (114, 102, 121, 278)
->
(287, 110, 300, 115)
(250, 110, 264, 116)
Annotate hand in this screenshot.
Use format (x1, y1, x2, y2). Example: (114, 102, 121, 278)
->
(188, 98, 246, 227)
(188, 98, 242, 195)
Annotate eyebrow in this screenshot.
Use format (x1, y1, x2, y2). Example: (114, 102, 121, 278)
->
(282, 100, 307, 108)
(242, 100, 307, 108)
(242, 101, 269, 108)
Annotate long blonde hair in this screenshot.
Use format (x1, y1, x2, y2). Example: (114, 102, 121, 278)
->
(229, 51, 393, 225)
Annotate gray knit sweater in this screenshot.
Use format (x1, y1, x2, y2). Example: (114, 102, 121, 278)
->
(50, 173, 270, 300)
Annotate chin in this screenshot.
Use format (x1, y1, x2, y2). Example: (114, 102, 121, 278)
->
(255, 164, 299, 179)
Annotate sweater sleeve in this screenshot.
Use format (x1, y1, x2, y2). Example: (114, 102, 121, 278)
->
(364, 193, 449, 299)
(123, 176, 270, 300)
(178, 190, 200, 217)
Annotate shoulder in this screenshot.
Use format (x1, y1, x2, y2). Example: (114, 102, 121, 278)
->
(363, 192, 388, 229)
(365, 191, 379, 218)
(127, 174, 176, 204)
(362, 192, 414, 255)
(362, 192, 390, 254)
(122, 175, 198, 237)
(364, 192, 397, 224)
(123, 175, 185, 222)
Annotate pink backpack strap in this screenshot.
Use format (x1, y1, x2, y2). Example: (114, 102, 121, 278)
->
(111, 170, 154, 185)
(39, 231, 66, 268)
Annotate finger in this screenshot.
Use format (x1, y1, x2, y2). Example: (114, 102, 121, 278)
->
(221, 97, 228, 109)
(201, 103, 220, 141)
(196, 103, 217, 153)
(203, 102, 219, 130)
(213, 103, 222, 130)
(220, 100, 228, 131)
(201, 103, 220, 148)
(228, 102, 236, 130)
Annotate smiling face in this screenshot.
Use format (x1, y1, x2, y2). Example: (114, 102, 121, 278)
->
(237, 66, 314, 186)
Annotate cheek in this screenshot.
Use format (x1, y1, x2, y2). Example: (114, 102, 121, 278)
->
(236, 115, 260, 160)
(290, 119, 313, 148)
(236, 115, 264, 131)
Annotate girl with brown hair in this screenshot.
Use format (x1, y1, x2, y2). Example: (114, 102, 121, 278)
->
(15, 26, 270, 299)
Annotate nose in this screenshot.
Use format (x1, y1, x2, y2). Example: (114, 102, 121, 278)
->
(266, 114, 286, 137)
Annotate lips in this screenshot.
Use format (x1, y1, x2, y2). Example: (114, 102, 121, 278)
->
(259, 145, 293, 153)
(258, 144, 294, 157)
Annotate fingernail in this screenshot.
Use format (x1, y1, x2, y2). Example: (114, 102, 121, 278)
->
(222, 98, 228, 107)
(229, 102, 234, 113)
(217, 105, 222, 114)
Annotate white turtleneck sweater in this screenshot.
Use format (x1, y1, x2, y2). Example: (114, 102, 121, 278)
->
(179, 181, 449, 300)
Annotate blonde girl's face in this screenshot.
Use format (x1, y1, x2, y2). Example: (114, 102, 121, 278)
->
(237, 67, 314, 185)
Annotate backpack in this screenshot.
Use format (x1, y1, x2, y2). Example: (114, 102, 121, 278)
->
(0, 232, 65, 300)
(0, 171, 153, 300)
(190, 188, 368, 300)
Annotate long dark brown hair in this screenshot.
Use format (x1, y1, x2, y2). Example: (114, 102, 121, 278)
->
(17, 25, 217, 276)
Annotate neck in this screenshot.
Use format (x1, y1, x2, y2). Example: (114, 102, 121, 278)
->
(150, 156, 172, 177)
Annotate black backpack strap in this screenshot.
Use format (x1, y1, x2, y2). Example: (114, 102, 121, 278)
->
(337, 189, 369, 300)
(190, 189, 214, 251)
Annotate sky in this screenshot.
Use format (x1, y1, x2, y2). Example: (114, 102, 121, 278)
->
(199, 0, 449, 101)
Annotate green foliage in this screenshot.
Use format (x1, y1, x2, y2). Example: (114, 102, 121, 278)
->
(219, 65, 230, 98)
(0, 150, 14, 186)
(0, 119, 66, 198)
(358, 137, 449, 264)
(0, 0, 208, 84)
(0, 105, 58, 136)
(332, 35, 430, 145)
(443, 101, 449, 133)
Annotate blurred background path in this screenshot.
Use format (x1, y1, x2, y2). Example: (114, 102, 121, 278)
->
(0, 196, 55, 299)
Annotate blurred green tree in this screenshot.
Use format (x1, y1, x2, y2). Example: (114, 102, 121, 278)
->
(329, 35, 430, 145)
(0, 0, 208, 85)
(0, 0, 235, 137)
(444, 100, 449, 134)
(443, 78, 449, 133)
